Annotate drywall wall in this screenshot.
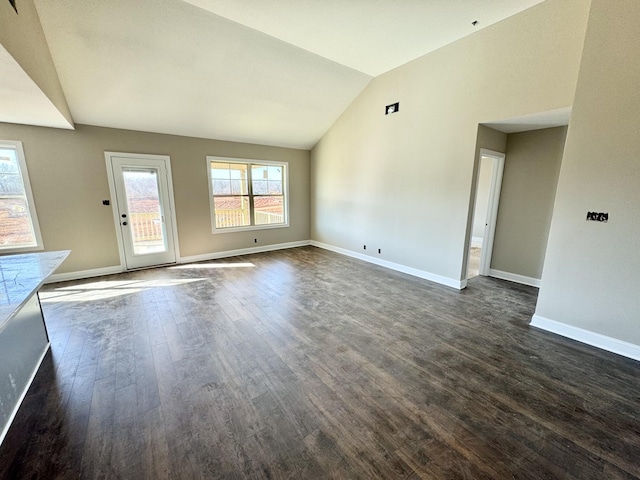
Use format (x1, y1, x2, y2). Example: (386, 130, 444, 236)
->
(0, 123, 310, 274)
(0, 0, 72, 127)
(491, 127, 567, 280)
(310, 0, 590, 286)
(471, 157, 493, 241)
(534, 0, 640, 347)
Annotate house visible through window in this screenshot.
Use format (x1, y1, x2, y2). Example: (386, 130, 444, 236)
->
(207, 157, 288, 232)
(0, 140, 43, 251)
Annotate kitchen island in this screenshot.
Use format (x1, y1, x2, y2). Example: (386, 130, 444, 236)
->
(0, 250, 69, 444)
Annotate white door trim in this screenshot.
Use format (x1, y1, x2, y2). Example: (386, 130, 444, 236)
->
(104, 151, 181, 270)
(477, 149, 505, 276)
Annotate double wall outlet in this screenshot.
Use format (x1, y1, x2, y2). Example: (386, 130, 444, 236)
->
(364, 245, 382, 254)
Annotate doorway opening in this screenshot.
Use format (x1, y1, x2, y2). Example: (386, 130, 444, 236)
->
(105, 152, 179, 270)
(468, 149, 505, 279)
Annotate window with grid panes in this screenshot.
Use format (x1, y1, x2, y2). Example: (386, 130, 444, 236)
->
(207, 157, 288, 232)
(0, 140, 43, 251)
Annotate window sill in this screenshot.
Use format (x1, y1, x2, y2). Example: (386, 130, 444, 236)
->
(0, 244, 45, 254)
(212, 223, 289, 234)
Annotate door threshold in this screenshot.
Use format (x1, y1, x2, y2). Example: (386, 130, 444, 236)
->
(125, 262, 177, 272)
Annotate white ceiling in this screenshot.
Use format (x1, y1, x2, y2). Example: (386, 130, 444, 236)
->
(484, 107, 572, 134)
(0, 44, 73, 130)
(13, 0, 546, 149)
(182, 0, 546, 77)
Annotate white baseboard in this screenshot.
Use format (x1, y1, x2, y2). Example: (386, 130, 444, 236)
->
(0, 343, 50, 446)
(310, 241, 464, 290)
(46, 265, 123, 284)
(44, 242, 312, 282)
(530, 315, 640, 362)
(179, 240, 311, 265)
(489, 269, 541, 288)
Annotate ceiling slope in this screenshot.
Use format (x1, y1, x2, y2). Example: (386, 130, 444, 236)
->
(30, 0, 547, 149)
(182, 0, 546, 76)
(0, 44, 73, 130)
(34, 0, 371, 149)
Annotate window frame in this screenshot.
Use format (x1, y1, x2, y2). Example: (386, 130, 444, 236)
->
(206, 156, 289, 234)
(0, 140, 44, 253)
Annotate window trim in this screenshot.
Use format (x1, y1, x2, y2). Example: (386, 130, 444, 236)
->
(206, 156, 289, 234)
(0, 140, 44, 252)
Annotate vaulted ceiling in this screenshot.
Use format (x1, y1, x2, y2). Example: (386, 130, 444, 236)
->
(10, 0, 545, 149)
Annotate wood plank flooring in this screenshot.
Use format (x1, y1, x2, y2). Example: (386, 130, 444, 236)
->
(1, 246, 639, 479)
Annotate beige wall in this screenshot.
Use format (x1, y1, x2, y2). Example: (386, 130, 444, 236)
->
(0, 123, 310, 274)
(535, 0, 640, 345)
(491, 127, 567, 279)
(311, 0, 590, 285)
(0, 0, 72, 126)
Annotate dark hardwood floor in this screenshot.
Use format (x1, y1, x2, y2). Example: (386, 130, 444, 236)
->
(1, 246, 639, 479)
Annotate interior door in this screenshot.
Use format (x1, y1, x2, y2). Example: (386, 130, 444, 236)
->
(108, 155, 177, 269)
(477, 150, 505, 276)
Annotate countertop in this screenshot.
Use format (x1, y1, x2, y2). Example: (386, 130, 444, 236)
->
(0, 250, 70, 332)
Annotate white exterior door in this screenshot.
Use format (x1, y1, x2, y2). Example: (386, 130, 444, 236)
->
(106, 153, 178, 270)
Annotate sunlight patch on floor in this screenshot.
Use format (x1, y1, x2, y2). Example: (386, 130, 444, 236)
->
(169, 262, 255, 269)
(468, 246, 481, 279)
(40, 278, 205, 303)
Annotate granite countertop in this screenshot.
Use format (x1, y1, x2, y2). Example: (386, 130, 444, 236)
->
(0, 251, 70, 332)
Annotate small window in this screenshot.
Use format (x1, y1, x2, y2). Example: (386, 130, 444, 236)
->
(0, 140, 43, 251)
(207, 157, 288, 233)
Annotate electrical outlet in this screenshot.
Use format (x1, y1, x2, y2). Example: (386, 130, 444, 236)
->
(254, 238, 258, 243)
(363, 245, 367, 250)
(586, 212, 608, 222)
(378, 248, 381, 254)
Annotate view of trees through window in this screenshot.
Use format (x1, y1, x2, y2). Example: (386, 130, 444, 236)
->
(0, 145, 38, 249)
(209, 160, 286, 230)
